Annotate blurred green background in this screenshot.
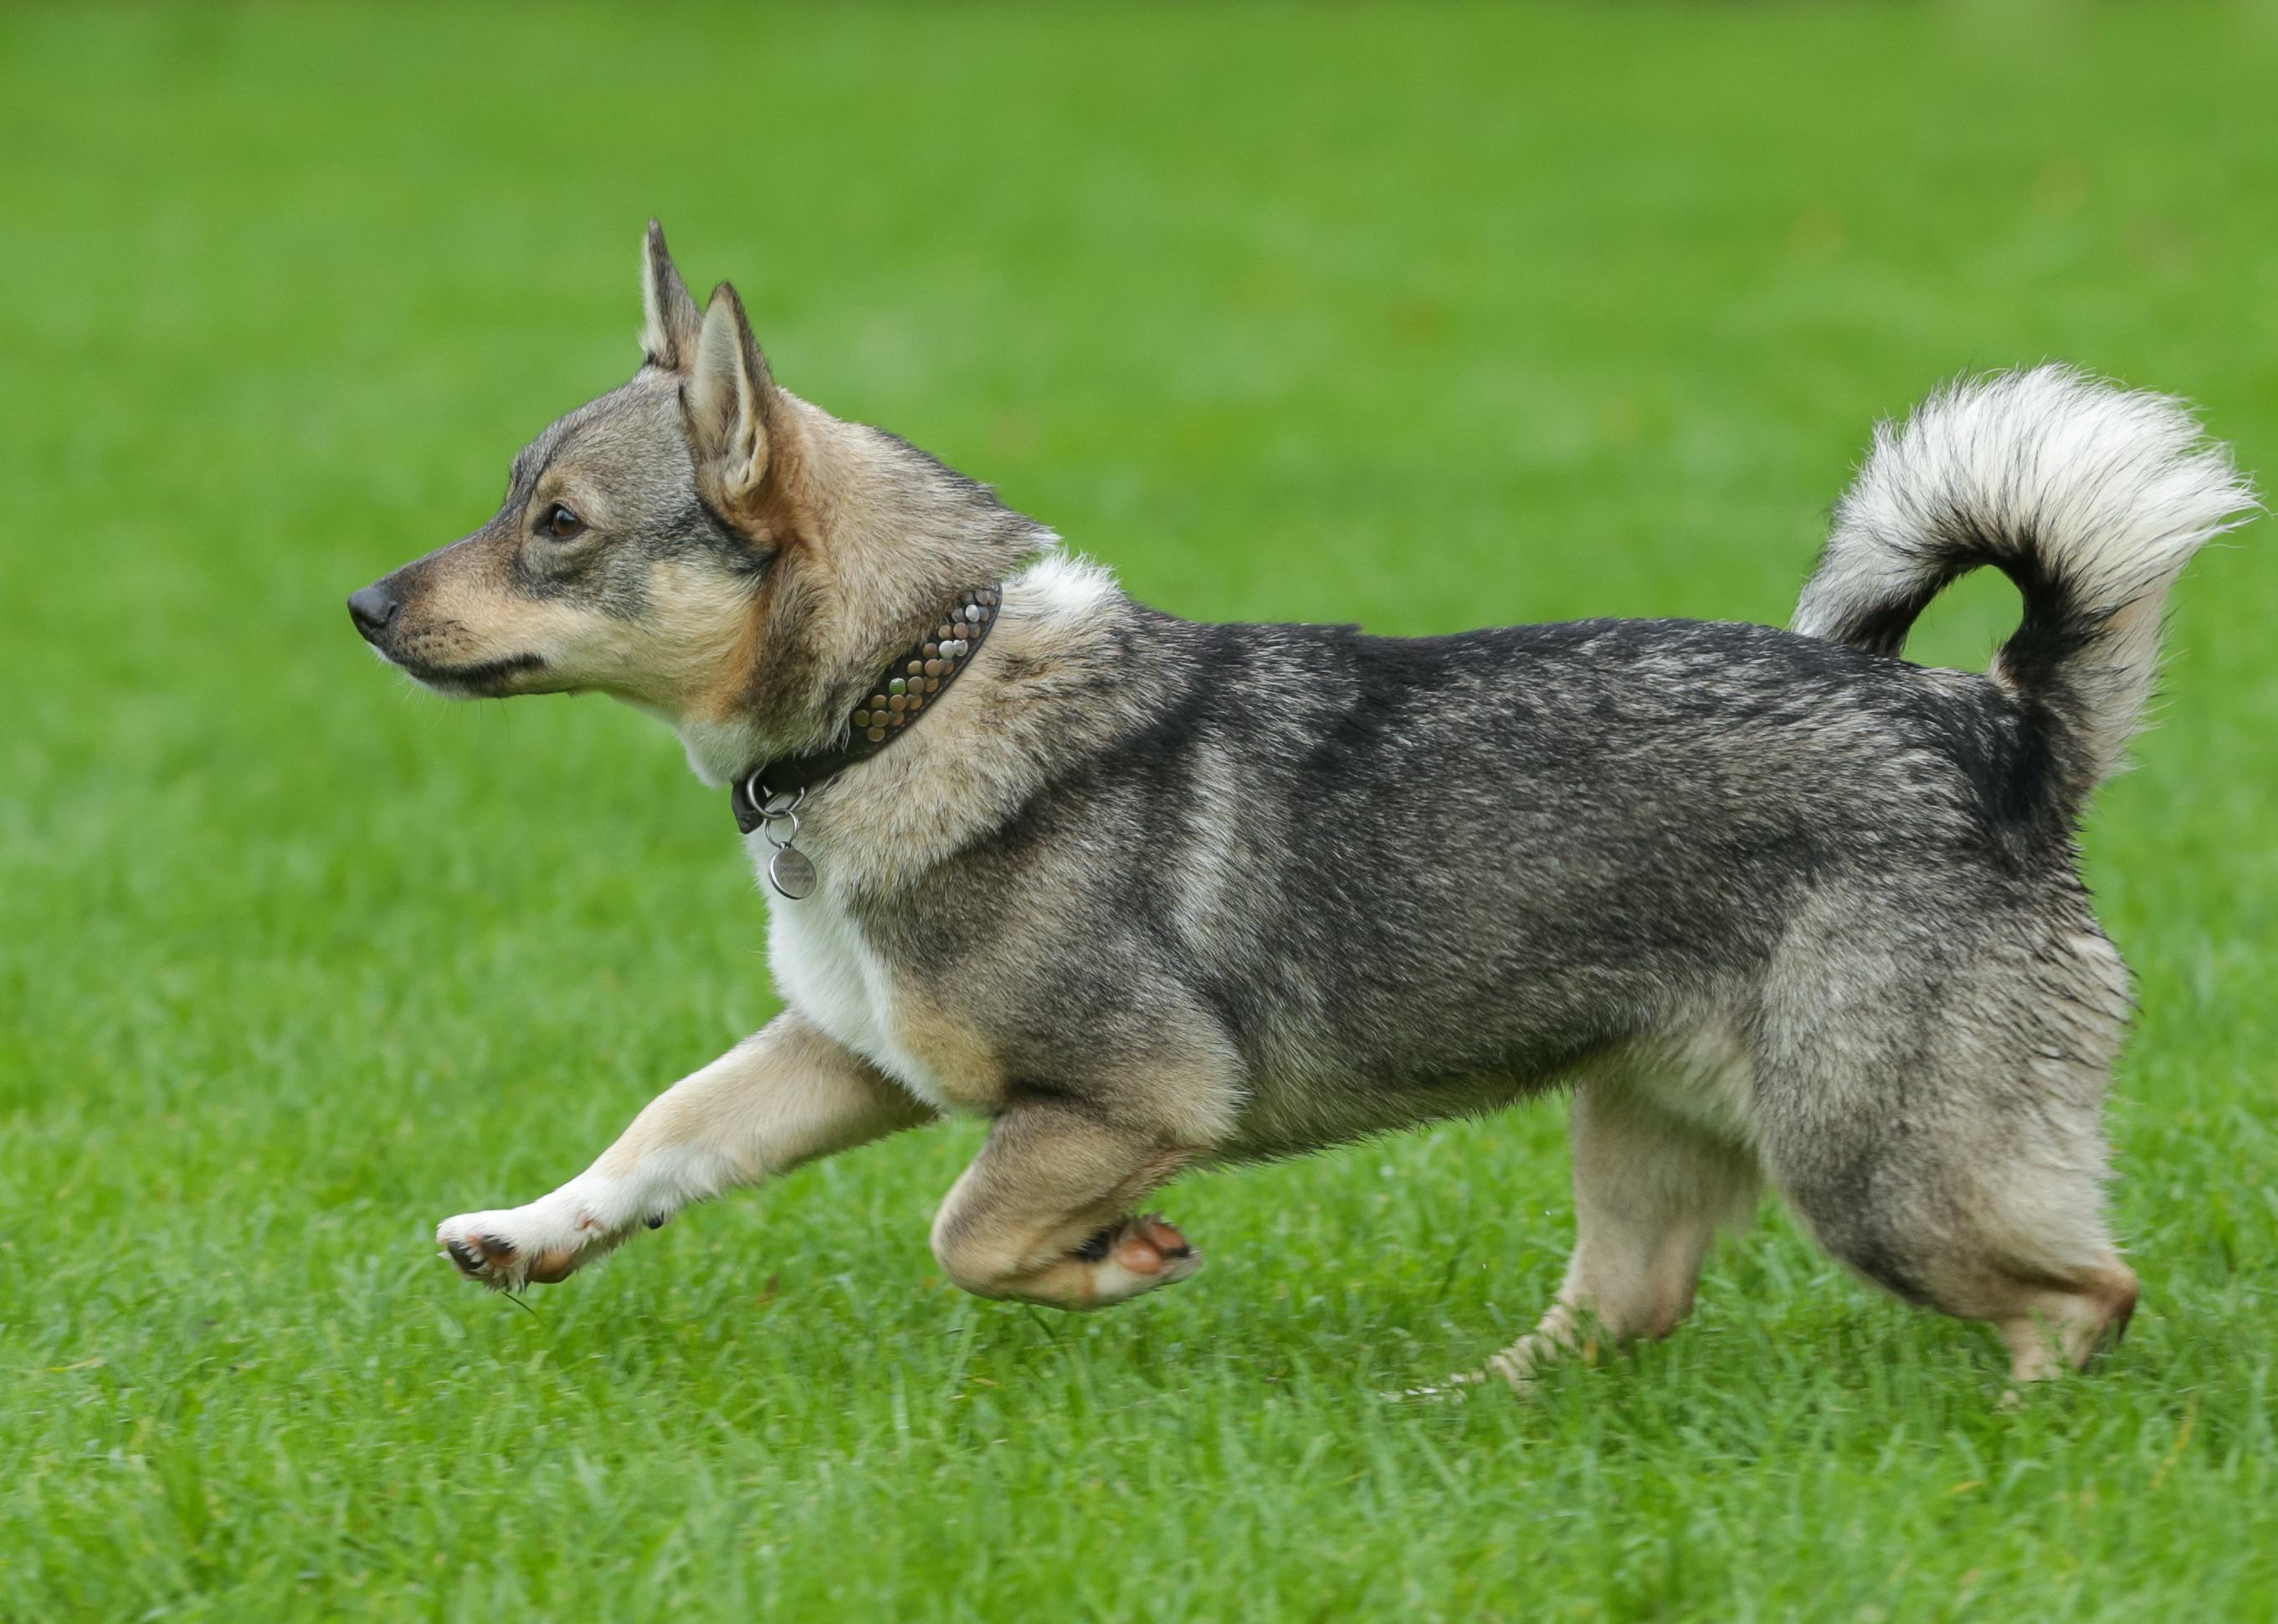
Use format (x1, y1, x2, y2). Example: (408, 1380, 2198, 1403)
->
(4, 4, 2276, 1620)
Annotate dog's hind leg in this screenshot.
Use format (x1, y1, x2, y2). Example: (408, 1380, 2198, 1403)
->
(930, 1100, 1208, 1309)
(1475, 1063, 1761, 1388)
(1766, 1105, 2138, 1383)
(1756, 916, 2141, 1384)
(1765, 1088, 2139, 1383)
(436, 1011, 933, 1292)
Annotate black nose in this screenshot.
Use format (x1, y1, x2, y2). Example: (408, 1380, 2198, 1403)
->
(347, 585, 400, 638)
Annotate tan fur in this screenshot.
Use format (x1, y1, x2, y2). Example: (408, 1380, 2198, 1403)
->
(436, 1011, 933, 1294)
(885, 994, 1008, 1115)
(590, 1012, 931, 1180)
(768, 562, 1142, 889)
(1480, 1064, 1762, 1386)
(1995, 1266, 2140, 1381)
(929, 1104, 1203, 1309)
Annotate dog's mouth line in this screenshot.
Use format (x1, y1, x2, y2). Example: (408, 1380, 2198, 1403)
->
(392, 651, 549, 691)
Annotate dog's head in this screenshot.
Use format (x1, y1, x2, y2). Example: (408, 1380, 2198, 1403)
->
(350, 223, 1047, 765)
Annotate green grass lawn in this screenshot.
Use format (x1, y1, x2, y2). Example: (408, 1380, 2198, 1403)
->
(7, 4, 2278, 1618)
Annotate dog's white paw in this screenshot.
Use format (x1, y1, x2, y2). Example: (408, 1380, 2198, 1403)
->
(435, 1186, 636, 1291)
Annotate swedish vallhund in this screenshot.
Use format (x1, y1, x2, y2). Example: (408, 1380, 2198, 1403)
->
(349, 223, 2253, 1389)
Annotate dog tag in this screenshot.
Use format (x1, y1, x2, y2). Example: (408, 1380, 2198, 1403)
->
(768, 845, 818, 900)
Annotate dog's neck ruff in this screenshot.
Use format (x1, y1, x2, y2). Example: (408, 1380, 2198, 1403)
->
(730, 585, 1003, 899)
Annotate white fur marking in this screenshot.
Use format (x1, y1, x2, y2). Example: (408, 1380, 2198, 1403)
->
(766, 865, 952, 1111)
(1017, 549, 1114, 619)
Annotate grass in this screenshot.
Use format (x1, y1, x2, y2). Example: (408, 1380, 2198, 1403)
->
(4, 3, 2278, 1618)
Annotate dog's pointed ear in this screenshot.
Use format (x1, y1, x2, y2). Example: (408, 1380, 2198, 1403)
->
(639, 220, 703, 371)
(684, 280, 788, 517)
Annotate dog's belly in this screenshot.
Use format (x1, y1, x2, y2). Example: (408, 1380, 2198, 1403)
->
(1578, 1022, 1762, 1148)
(1218, 1019, 1760, 1161)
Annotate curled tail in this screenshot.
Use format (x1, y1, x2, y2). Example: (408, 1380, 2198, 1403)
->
(1795, 365, 2255, 826)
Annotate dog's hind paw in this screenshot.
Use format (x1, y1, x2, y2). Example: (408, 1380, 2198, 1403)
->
(1116, 1212, 1199, 1277)
(1066, 1212, 1203, 1305)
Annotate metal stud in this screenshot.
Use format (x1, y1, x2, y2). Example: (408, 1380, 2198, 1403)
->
(829, 592, 1003, 756)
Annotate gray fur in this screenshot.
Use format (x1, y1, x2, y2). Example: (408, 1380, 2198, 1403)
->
(359, 230, 2255, 1385)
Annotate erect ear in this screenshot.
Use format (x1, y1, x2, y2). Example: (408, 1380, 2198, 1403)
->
(639, 219, 703, 371)
(683, 281, 789, 517)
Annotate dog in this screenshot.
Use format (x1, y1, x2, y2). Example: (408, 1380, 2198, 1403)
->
(349, 223, 2251, 1386)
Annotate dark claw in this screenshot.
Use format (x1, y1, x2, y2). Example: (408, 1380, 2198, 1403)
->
(1162, 1243, 1193, 1259)
(644, 1214, 665, 1230)
(444, 1237, 482, 1274)
(477, 1233, 518, 1260)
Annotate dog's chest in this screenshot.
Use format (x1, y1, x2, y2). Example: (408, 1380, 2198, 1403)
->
(767, 884, 989, 1115)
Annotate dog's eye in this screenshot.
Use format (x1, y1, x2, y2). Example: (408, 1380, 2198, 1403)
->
(539, 503, 585, 540)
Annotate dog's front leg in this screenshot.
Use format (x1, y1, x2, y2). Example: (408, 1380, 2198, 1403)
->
(436, 1011, 933, 1291)
(929, 1101, 1205, 1309)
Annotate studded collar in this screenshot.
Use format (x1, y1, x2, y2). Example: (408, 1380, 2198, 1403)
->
(729, 584, 1003, 867)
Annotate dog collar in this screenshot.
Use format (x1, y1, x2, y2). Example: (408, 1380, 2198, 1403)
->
(730, 584, 1003, 899)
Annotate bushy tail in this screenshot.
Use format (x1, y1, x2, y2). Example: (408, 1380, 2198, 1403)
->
(1795, 365, 2254, 824)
